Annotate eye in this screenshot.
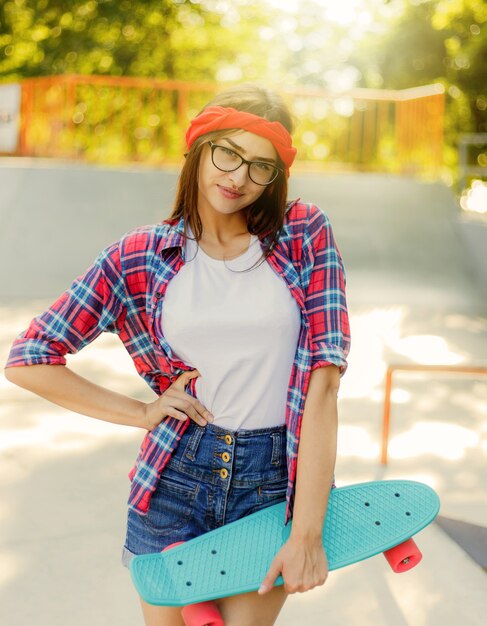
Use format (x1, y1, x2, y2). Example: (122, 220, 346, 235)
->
(254, 162, 273, 172)
(219, 146, 240, 159)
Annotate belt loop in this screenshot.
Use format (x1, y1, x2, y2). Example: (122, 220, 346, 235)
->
(183, 424, 205, 461)
(270, 431, 282, 466)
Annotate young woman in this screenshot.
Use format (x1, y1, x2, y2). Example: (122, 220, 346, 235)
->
(5, 84, 350, 626)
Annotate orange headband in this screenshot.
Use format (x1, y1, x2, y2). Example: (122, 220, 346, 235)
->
(185, 106, 297, 176)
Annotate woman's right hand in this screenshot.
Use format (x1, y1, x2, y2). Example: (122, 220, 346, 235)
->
(142, 369, 214, 431)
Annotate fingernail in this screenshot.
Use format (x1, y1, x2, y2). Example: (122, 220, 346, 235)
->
(258, 585, 266, 594)
(207, 413, 214, 422)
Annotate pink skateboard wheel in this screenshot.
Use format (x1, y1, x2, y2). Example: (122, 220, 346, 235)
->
(163, 542, 186, 551)
(182, 601, 224, 626)
(384, 538, 423, 573)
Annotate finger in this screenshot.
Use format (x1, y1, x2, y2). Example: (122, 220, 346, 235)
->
(192, 399, 214, 423)
(166, 389, 214, 424)
(258, 559, 282, 595)
(167, 408, 190, 422)
(184, 399, 213, 426)
(163, 396, 208, 427)
(171, 369, 201, 389)
(148, 408, 188, 430)
(168, 398, 201, 426)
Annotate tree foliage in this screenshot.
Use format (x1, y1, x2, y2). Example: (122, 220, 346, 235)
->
(0, 0, 274, 80)
(350, 0, 486, 172)
(0, 0, 485, 170)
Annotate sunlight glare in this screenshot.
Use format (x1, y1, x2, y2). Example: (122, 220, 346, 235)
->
(0, 411, 138, 454)
(323, 0, 364, 26)
(389, 422, 480, 461)
(339, 307, 405, 400)
(0, 551, 22, 588)
(390, 388, 411, 404)
(338, 425, 379, 459)
(263, 0, 373, 26)
(460, 179, 487, 215)
(387, 335, 466, 365)
(264, 0, 299, 13)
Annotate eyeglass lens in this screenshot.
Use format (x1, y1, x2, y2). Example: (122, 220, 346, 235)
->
(211, 145, 279, 185)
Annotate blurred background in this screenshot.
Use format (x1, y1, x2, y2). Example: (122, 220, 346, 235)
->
(0, 0, 485, 180)
(0, 1, 486, 625)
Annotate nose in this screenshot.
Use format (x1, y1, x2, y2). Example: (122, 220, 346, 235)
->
(227, 163, 249, 187)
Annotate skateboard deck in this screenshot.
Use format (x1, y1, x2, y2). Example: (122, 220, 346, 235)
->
(130, 480, 440, 606)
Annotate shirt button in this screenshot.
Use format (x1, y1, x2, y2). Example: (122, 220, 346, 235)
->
(220, 468, 229, 479)
(221, 452, 230, 463)
(224, 435, 233, 445)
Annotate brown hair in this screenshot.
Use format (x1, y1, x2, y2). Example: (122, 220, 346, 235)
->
(166, 84, 295, 270)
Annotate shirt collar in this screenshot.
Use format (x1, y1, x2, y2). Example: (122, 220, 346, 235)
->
(159, 216, 185, 251)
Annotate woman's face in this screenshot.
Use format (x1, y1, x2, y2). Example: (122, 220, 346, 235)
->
(197, 130, 278, 219)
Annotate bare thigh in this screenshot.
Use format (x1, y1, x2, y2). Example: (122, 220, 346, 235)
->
(216, 586, 288, 626)
(140, 598, 185, 626)
(139, 586, 287, 626)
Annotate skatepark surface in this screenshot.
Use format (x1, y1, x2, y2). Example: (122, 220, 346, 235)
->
(1, 159, 486, 625)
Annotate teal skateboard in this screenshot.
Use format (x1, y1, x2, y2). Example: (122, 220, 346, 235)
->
(130, 480, 440, 620)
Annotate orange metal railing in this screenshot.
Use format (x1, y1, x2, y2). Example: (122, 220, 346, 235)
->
(1, 75, 445, 174)
(381, 364, 487, 465)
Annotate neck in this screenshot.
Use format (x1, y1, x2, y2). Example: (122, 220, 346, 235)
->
(197, 208, 250, 245)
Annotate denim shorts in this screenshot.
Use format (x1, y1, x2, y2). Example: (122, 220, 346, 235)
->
(122, 421, 288, 568)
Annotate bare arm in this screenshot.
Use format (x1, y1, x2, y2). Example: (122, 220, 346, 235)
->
(5, 364, 148, 428)
(290, 364, 339, 540)
(4, 364, 213, 430)
(259, 364, 340, 594)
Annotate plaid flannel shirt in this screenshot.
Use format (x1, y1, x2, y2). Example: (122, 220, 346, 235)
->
(6, 200, 350, 523)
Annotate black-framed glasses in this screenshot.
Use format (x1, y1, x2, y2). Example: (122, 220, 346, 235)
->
(208, 142, 282, 186)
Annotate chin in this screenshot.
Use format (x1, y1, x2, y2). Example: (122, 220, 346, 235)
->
(210, 198, 247, 214)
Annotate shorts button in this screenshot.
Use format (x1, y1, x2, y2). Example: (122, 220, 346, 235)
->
(221, 452, 230, 463)
(224, 435, 233, 445)
(220, 468, 229, 479)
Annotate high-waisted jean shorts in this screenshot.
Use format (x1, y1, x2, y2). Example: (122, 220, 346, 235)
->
(122, 421, 288, 568)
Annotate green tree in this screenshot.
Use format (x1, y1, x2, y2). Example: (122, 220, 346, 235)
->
(0, 0, 273, 81)
(354, 0, 487, 135)
(347, 0, 486, 175)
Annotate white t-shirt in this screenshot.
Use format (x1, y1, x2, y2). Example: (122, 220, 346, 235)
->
(161, 226, 301, 430)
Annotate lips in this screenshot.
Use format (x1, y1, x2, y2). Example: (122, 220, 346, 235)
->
(217, 185, 244, 200)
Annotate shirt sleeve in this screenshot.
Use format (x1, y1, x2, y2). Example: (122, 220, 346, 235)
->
(300, 205, 351, 375)
(5, 241, 127, 368)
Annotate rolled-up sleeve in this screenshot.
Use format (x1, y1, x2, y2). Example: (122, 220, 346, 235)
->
(5, 241, 126, 368)
(300, 205, 351, 375)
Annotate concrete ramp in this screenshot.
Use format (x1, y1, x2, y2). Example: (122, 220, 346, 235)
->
(0, 160, 180, 300)
(1, 159, 483, 311)
(291, 172, 486, 311)
(1, 159, 486, 626)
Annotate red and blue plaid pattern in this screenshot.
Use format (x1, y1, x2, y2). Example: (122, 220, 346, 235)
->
(6, 200, 350, 523)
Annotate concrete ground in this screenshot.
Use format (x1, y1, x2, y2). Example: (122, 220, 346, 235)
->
(1, 160, 486, 625)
